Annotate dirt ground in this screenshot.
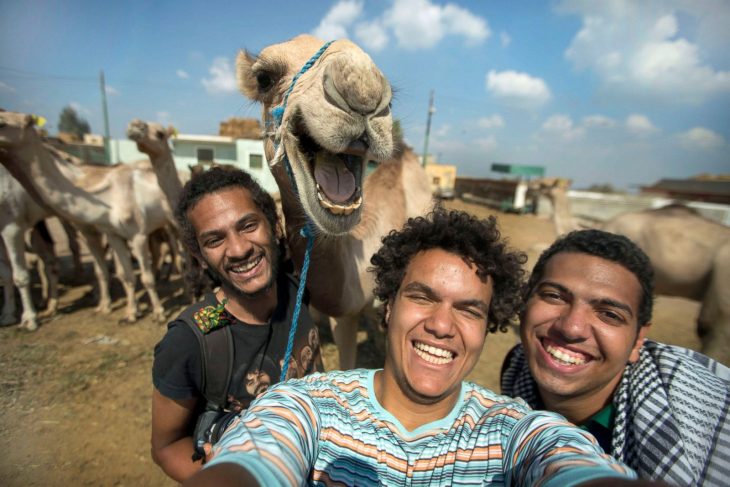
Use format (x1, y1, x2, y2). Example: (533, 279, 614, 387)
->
(0, 200, 704, 486)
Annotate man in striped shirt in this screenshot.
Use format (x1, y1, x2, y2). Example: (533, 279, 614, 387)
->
(185, 210, 655, 487)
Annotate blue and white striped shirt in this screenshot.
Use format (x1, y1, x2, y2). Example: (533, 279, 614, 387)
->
(207, 369, 635, 486)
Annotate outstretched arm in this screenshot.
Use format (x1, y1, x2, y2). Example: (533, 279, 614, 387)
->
(150, 388, 201, 482)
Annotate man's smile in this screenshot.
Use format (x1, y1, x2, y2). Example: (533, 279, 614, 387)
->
(413, 340, 456, 365)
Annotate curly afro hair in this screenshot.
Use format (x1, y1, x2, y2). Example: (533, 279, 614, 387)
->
(525, 229, 654, 327)
(175, 166, 279, 256)
(369, 208, 527, 333)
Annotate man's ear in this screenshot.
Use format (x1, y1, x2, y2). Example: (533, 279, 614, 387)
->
(383, 301, 391, 328)
(629, 323, 651, 363)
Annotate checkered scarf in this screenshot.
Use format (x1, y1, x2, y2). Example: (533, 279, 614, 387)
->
(501, 340, 730, 486)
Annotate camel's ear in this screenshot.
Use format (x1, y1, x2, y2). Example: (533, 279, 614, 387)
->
(236, 50, 260, 101)
(168, 126, 178, 138)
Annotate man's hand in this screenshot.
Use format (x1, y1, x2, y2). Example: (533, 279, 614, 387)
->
(150, 388, 201, 482)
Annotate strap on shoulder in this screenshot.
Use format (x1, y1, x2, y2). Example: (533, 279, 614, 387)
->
(180, 301, 234, 410)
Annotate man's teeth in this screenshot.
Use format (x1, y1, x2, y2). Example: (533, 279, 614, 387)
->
(230, 255, 262, 273)
(316, 186, 362, 215)
(414, 342, 454, 365)
(545, 344, 587, 366)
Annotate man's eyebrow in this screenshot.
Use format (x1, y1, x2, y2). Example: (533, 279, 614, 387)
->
(198, 213, 258, 239)
(589, 297, 635, 318)
(401, 281, 490, 312)
(535, 280, 571, 295)
(538, 280, 634, 317)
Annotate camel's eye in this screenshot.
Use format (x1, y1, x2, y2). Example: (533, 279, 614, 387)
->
(256, 72, 273, 92)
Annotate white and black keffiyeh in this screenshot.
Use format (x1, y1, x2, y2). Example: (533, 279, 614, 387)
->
(501, 340, 730, 486)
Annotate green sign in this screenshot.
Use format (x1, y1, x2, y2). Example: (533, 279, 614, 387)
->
(491, 163, 544, 177)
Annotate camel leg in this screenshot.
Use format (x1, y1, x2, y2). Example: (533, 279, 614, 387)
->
(698, 243, 730, 366)
(1, 224, 38, 331)
(60, 220, 84, 277)
(106, 234, 140, 323)
(0, 240, 17, 326)
(29, 222, 60, 317)
(80, 229, 112, 314)
(130, 233, 165, 323)
(330, 314, 360, 370)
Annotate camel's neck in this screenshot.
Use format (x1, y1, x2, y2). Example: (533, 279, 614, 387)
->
(548, 190, 574, 236)
(147, 151, 183, 214)
(7, 137, 111, 226)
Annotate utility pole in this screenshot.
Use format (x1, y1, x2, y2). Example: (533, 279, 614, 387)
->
(100, 70, 111, 163)
(421, 90, 435, 167)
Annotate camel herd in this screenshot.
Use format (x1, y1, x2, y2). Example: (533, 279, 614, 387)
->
(0, 34, 728, 367)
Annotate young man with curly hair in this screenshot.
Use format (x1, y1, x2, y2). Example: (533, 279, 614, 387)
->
(501, 229, 730, 486)
(184, 209, 653, 487)
(151, 167, 323, 482)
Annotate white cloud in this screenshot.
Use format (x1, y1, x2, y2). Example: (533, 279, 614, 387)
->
(500, 31, 511, 47)
(582, 114, 617, 128)
(312, 0, 364, 40)
(558, 1, 730, 103)
(625, 114, 659, 136)
(677, 127, 725, 150)
(478, 114, 505, 129)
(176, 69, 189, 79)
(434, 124, 451, 137)
(384, 0, 489, 50)
(202, 57, 237, 95)
(0, 81, 16, 93)
(486, 70, 551, 107)
(105, 85, 119, 96)
(476, 135, 498, 151)
(541, 114, 585, 141)
(354, 20, 389, 51)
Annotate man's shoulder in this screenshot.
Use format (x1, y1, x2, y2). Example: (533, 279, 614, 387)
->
(463, 380, 532, 415)
(642, 340, 730, 384)
(171, 293, 220, 323)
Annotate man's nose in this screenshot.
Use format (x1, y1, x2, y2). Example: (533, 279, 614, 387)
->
(227, 233, 254, 258)
(424, 303, 455, 338)
(553, 304, 592, 341)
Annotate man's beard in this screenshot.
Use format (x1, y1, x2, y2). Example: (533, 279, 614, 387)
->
(203, 237, 281, 300)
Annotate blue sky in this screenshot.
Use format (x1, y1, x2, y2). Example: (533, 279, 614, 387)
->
(1, 0, 728, 190)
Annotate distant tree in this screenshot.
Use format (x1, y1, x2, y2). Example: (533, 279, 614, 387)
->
(58, 106, 91, 140)
(586, 183, 623, 194)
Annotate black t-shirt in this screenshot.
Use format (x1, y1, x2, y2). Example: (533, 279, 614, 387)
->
(152, 273, 323, 412)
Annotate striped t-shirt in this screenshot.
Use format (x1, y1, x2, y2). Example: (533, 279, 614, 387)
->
(206, 369, 635, 486)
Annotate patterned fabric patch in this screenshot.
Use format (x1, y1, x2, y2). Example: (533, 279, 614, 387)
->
(192, 298, 232, 334)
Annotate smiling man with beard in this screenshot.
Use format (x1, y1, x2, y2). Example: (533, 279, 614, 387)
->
(501, 229, 729, 486)
(182, 209, 656, 487)
(151, 167, 322, 482)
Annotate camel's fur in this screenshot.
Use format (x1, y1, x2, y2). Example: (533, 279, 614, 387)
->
(237, 35, 433, 368)
(0, 110, 172, 323)
(604, 206, 730, 365)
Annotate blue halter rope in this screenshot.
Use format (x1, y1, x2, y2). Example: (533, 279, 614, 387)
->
(277, 41, 334, 382)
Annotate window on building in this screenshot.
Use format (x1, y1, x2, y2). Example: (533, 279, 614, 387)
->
(197, 148, 214, 163)
(249, 154, 263, 169)
(432, 177, 441, 185)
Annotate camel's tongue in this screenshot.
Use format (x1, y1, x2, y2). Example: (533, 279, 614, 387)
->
(313, 153, 356, 203)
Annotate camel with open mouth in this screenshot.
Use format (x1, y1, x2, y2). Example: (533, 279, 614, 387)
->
(237, 35, 433, 368)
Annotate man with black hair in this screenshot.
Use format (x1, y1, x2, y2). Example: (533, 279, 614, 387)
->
(151, 167, 322, 482)
(502, 229, 730, 486)
(183, 210, 650, 487)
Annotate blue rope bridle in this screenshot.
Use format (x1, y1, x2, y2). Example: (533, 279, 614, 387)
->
(276, 40, 334, 382)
